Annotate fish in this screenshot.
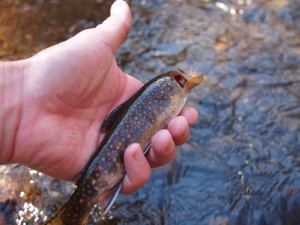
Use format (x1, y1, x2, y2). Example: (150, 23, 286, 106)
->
(44, 70, 205, 225)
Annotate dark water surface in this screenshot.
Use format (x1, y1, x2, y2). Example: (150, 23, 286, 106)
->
(1, 0, 300, 224)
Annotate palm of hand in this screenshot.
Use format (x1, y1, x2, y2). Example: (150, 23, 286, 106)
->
(14, 26, 141, 179)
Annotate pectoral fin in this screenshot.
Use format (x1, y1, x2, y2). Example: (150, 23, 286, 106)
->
(144, 143, 151, 154)
(97, 143, 151, 215)
(98, 182, 123, 215)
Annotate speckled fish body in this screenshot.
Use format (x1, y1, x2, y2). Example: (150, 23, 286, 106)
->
(44, 70, 205, 225)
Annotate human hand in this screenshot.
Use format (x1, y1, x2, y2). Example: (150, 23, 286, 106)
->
(4, 0, 198, 194)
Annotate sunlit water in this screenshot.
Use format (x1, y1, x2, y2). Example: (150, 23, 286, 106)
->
(0, 0, 299, 224)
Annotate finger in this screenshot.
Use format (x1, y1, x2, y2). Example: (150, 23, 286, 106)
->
(96, 0, 132, 53)
(147, 129, 176, 168)
(167, 116, 190, 146)
(121, 143, 151, 194)
(179, 106, 199, 125)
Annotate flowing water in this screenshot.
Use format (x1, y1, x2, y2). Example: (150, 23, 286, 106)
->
(0, 0, 300, 224)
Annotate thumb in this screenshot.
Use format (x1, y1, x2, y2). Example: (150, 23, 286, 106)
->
(96, 0, 132, 53)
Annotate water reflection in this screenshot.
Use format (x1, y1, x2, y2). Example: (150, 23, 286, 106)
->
(0, 0, 300, 224)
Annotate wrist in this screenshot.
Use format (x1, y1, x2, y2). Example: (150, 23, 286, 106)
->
(0, 60, 29, 164)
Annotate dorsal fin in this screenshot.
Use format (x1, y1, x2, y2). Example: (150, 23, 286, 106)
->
(100, 100, 131, 133)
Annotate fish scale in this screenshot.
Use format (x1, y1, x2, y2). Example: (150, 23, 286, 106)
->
(44, 70, 205, 225)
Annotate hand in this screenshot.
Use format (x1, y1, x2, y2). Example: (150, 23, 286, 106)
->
(4, 0, 198, 194)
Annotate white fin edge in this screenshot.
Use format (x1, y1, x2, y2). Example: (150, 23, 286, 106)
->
(103, 183, 123, 215)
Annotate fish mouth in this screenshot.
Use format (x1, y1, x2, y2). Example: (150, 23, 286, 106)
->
(172, 69, 206, 90)
(173, 70, 188, 88)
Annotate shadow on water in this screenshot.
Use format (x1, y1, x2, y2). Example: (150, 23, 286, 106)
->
(0, 0, 300, 224)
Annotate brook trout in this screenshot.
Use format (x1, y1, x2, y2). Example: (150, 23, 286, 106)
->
(44, 70, 205, 225)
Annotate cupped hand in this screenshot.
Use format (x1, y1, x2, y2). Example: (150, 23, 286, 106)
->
(13, 0, 198, 194)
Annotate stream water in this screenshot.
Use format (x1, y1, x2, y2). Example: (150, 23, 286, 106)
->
(0, 0, 300, 224)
